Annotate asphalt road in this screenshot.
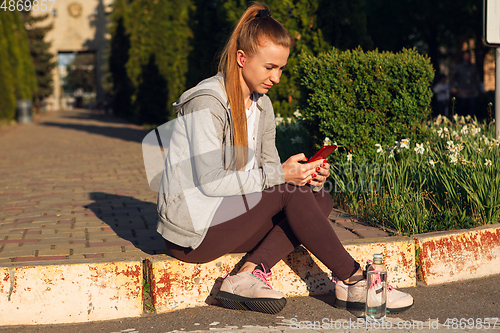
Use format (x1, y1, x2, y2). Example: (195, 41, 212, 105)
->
(1, 274, 499, 333)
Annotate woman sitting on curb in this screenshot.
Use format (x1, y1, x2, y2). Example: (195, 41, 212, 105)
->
(156, 2, 413, 315)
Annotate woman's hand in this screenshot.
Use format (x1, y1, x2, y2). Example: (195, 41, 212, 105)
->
(282, 153, 330, 187)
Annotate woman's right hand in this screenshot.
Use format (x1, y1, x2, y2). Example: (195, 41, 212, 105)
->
(281, 153, 326, 186)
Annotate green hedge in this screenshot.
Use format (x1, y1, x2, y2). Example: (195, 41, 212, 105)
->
(108, 0, 373, 125)
(296, 47, 434, 160)
(109, 0, 192, 125)
(0, 11, 37, 120)
(0, 16, 16, 120)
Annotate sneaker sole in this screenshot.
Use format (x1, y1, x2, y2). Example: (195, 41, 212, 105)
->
(215, 291, 286, 314)
(333, 298, 365, 310)
(334, 299, 413, 313)
(387, 303, 414, 313)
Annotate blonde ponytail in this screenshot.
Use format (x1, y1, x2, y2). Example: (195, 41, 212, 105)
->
(219, 3, 292, 170)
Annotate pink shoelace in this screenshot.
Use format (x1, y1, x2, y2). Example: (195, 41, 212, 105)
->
(252, 263, 273, 289)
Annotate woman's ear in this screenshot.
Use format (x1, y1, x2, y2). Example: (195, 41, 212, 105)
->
(236, 50, 246, 68)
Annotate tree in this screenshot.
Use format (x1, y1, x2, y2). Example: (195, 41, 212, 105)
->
(0, 11, 36, 120)
(108, 0, 133, 118)
(317, 0, 373, 51)
(64, 53, 97, 93)
(365, 0, 484, 79)
(1, 11, 37, 101)
(21, 10, 56, 112)
(185, 0, 232, 89)
(127, 0, 193, 123)
(135, 54, 169, 124)
(0, 16, 16, 120)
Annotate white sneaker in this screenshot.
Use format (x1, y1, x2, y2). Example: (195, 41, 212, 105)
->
(334, 277, 413, 313)
(215, 264, 286, 314)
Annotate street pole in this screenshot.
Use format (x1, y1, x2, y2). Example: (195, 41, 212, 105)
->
(496, 48, 500, 139)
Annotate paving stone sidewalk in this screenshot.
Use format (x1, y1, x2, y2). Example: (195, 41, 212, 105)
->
(0, 110, 388, 264)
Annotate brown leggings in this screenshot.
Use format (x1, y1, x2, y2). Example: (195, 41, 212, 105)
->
(165, 183, 360, 280)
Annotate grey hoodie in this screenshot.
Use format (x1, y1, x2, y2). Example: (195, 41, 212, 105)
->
(156, 74, 285, 249)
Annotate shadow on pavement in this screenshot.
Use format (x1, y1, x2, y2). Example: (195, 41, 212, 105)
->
(40, 111, 149, 143)
(85, 192, 169, 256)
(85, 191, 340, 307)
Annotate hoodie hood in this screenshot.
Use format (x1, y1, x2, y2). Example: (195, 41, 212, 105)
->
(173, 73, 229, 115)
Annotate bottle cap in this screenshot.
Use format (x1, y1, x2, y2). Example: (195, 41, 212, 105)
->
(373, 254, 383, 260)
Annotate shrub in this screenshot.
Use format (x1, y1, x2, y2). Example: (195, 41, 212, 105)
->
(0, 11, 37, 120)
(126, 0, 192, 124)
(0, 17, 16, 120)
(296, 47, 435, 161)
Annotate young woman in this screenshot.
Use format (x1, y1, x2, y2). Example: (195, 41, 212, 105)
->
(157, 3, 413, 314)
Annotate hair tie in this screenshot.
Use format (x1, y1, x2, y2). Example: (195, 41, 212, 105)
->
(256, 9, 271, 19)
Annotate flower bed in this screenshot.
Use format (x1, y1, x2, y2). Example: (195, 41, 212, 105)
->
(276, 114, 500, 236)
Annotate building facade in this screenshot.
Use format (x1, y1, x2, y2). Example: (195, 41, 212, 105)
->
(32, 0, 114, 111)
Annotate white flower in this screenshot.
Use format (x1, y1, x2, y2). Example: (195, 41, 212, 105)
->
(446, 140, 455, 148)
(293, 110, 302, 119)
(456, 144, 464, 153)
(291, 136, 303, 144)
(459, 115, 466, 124)
(449, 155, 458, 164)
(375, 144, 384, 154)
(287, 117, 292, 124)
(429, 159, 437, 167)
(400, 138, 410, 149)
(438, 127, 449, 138)
(275, 113, 284, 126)
(453, 114, 459, 122)
(465, 115, 472, 122)
(387, 146, 395, 158)
(394, 141, 403, 153)
(485, 159, 493, 167)
(471, 127, 481, 136)
(414, 143, 425, 154)
(323, 137, 332, 146)
(460, 125, 469, 135)
(347, 153, 353, 161)
(452, 131, 459, 138)
(477, 148, 484, 153)
(435, 115, 443, 125)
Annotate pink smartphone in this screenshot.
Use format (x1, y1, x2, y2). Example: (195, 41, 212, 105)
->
(307, 145, 337, 163)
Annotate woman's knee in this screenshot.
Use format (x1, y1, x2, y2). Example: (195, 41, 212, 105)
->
(314, 188, 334, 216)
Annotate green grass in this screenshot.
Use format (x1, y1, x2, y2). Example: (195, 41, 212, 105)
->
(276, 114, 500, 236)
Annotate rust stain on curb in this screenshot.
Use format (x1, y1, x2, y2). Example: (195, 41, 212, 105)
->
(413, 223, 500, 285)
(0, 259, 143, 325)
(147, 237, 415, 313)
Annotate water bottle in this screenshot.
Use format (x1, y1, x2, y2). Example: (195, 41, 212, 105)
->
(365, 254, 387, 322)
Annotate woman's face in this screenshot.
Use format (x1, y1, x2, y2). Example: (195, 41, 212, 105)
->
(238, 39, 289, 96)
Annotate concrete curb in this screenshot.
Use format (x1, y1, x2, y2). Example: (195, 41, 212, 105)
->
(0, 258, 143, 325)
(2, 224, 499, 325)
(147, 236, 416, 314)
(413, 223, 500, 285)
